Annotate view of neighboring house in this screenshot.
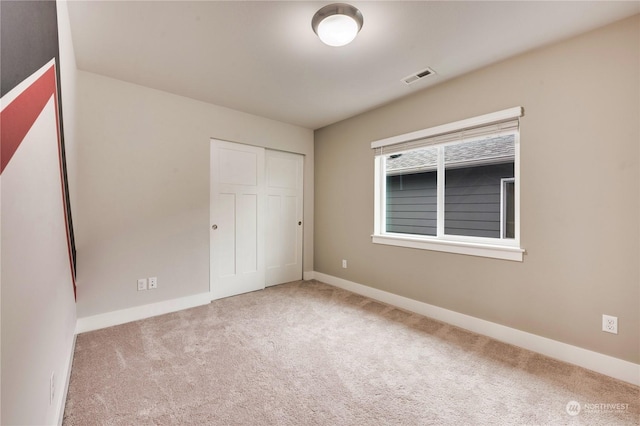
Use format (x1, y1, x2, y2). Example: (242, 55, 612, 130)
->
(386, 135, 515, 238)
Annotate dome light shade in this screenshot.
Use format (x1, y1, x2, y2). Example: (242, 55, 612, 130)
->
(312, 3, 363, 47)
(317, 14, 358, 47)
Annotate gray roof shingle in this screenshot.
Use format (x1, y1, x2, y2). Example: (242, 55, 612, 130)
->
(386, 134, 514, 175)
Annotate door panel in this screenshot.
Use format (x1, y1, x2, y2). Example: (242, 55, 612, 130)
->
(217, 193, 236, 277)
(237, 193, 258, 273)
(281, 195, 297, 264)
(265, 150, 303, 286)
(268, 155, 299, 188)
(210, 140, 265, 300)
(219, 148, 258, 186)
(266, 195, 281, 272)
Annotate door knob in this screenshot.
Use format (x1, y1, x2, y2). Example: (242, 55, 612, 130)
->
(212, 224, 218, 230)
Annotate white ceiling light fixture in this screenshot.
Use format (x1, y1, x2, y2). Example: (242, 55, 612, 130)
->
(312, 3, 364, 47)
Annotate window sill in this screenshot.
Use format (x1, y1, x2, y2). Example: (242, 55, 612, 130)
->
(372, 234, 524, 262)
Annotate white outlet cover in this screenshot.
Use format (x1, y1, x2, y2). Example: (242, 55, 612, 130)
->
(149, 277, 157, 289)
(137, 278, 147, 291)
(602, 314, 618, 334)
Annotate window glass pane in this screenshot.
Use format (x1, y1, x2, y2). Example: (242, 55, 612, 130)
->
(504, 180, 515, 239)
(385, 147, 438, 236)
(444, 135, 515, 238)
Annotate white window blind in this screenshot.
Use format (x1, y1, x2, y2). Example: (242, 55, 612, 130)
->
(372, 107, 523, 156)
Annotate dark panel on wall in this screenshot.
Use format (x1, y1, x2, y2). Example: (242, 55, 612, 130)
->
(1, 0, 76, 290)
(1, 1, 59, 96)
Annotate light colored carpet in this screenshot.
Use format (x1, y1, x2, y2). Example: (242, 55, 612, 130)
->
(64, 280, 639, 425)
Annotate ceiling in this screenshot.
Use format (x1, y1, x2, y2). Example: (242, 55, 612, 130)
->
(67, 1, 639, 130)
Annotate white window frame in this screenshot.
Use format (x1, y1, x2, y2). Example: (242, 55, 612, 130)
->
(372, 107, 525, 262)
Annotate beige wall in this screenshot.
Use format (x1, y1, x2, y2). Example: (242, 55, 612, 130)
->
(314, 15, 639, 364)
(76, 71, 314, 318)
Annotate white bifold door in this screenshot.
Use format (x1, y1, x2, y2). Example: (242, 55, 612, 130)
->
(210, 140, 303, 300)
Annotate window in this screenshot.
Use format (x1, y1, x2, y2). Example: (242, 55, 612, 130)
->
(372, 107, 524, 261)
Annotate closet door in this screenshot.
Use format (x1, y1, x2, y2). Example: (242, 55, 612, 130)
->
(210, 140, 265, 300)
(265, 150, 303, 286)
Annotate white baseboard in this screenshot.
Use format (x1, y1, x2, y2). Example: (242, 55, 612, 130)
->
(303, 271, 316, 281)
(76, 292, 211, 334)
(56, 333, 76, 426)
(314, 272, 640, 386)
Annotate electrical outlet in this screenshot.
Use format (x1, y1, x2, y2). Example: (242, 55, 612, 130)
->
(602, 314, 618, 334)
(148, 277, 157, 289)
(137, 278, 147, 291)
(50, 372, 55, 405)
(342, 259, 347, 268)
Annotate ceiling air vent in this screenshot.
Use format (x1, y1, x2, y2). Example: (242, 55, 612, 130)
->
(402, 67, 436, 85)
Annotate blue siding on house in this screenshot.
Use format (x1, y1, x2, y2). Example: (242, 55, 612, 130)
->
(386, 163, 514, 238)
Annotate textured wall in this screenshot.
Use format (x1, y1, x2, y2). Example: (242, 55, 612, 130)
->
(314, 16, 639, 363)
